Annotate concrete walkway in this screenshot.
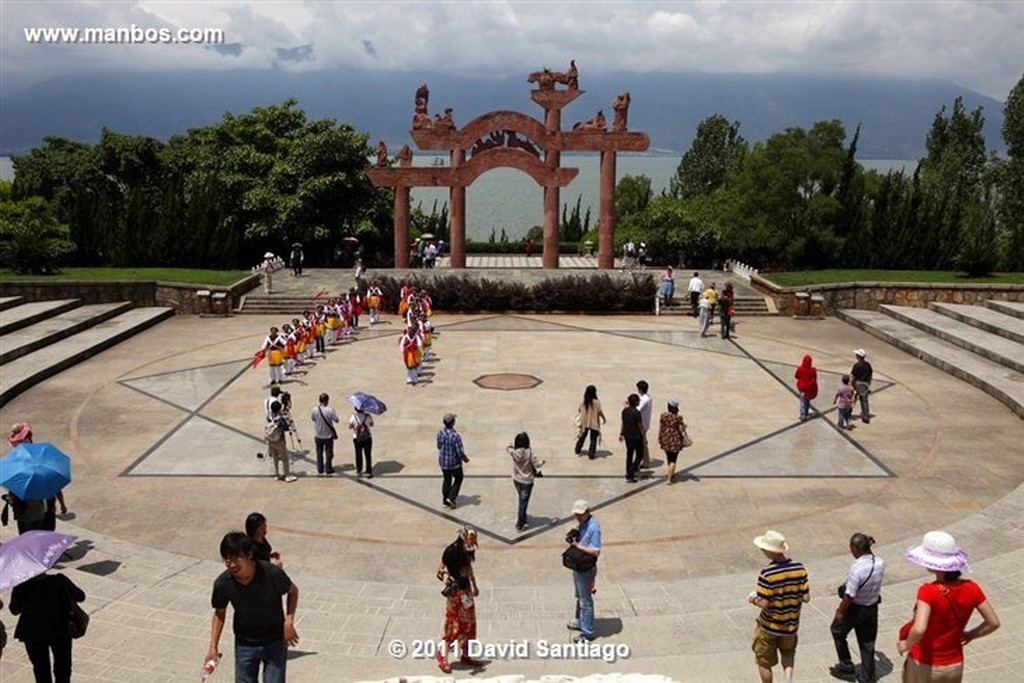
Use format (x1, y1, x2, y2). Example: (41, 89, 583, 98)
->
(0, 286, 1021, 681)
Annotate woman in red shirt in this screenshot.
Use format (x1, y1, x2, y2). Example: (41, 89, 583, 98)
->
(898, 531, 1000, 682)
(794, 354, 818, 421)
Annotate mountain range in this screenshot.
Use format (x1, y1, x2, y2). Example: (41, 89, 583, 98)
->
(0, 67, 1007, 159)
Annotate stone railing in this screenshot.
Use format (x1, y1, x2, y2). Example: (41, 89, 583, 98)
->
(726, 259, 758, 281)
(0, 275, 261, 315)
(750, 276, 1024, 316)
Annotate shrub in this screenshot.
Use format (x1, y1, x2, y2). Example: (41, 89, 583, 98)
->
(374, 272, 657, 313)
(0, 196, 76, 274)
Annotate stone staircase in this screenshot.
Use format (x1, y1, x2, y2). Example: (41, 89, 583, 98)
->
(658, 294, 772, 316)
(0, 296, 174, 408)
(836, 300, 1024, 419)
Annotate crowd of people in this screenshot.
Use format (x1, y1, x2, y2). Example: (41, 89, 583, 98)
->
(795, 348, 876, 428)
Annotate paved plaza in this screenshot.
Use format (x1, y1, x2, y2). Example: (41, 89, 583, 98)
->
(1, 268, 1021, 682)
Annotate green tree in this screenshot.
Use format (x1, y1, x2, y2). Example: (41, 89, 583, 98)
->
(0, 189, 76, 274)
(615, 174, 653, 219)
(669, 114, 747, 199)
(916, 97, 989, 269)
(1001, 74, 1024, 270)
(955, 188, 1000, 276)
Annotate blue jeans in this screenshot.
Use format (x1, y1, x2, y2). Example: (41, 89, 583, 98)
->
(235, 640, 286, 683)
(514, 481, 533, 527)
(798, 395, 811, 420)
(573, 567, 597, 639)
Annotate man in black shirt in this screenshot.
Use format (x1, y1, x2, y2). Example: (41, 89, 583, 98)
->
(619, 393, 645, 483)
(850, 349, 874, 424)
(207, 532, 299, 682)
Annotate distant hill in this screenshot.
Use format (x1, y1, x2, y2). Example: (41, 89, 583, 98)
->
(0, 68, 1006, 159)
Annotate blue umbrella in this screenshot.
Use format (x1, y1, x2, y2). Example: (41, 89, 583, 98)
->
(347, 392, 388, 415)
(0, 442, 72, 500)
(0, 530, 77, 592)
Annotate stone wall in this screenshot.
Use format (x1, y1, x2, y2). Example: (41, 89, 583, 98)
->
(0, 275, 261, 314)
(751, 276, 1024, 316)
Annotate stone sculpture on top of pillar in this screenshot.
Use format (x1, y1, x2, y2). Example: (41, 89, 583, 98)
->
(365, 60, 649, 270)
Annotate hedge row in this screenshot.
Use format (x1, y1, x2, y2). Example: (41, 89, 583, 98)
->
(373, 272, 657, 313)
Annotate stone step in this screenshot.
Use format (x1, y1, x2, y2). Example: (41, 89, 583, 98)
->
(836, 308, 1024, 419)
(879, 304, 1024, 374)
(987, 299, 1024, 319)
(0, 301, 135, 365)
(930, 302, 1024, 345)
(0, 298, 81, 334)
(0, 307, 175, 408)
(0, 296, 25, 311)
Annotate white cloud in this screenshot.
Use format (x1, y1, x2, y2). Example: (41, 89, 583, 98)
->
(2, 1, 1021, 99)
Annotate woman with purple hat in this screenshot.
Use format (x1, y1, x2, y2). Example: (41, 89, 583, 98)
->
(897, 531, 1000, 682)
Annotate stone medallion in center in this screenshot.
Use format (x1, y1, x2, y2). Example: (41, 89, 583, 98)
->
(473, 373, 543, 391)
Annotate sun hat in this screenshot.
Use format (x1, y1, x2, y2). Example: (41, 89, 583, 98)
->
(571, 499, 590, 515)
(667, 399, 680, 409)
(753, 530, 789, 553)
(8, 421, 32, 446)
(854, 349, 867, 358)
(904, 531, 970, 572)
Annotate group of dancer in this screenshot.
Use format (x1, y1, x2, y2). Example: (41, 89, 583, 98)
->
(253, 284, 386, 385)
(397, 284, 437, 385)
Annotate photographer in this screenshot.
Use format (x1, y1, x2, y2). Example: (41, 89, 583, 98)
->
(264, 386, 291, 422)
(565, 500, 601, 643)
(265, 401, 297, 483)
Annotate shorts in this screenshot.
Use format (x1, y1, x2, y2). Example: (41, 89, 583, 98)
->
(752, 625, 797, 669)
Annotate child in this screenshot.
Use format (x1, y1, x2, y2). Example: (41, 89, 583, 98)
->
(834, 374, 855, 430)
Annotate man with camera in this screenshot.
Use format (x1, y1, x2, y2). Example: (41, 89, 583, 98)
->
(565, 500, 601, 643)
(265, 401, 297, 483)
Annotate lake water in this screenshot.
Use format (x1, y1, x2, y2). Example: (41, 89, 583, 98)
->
(0, 155, 913, 242)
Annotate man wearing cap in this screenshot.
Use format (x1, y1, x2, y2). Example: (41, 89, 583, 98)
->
(748, 530, 810, 683)
(437, 414, 469, 509)
(850, 350, 873, 424)
(566, 500, 601, 643)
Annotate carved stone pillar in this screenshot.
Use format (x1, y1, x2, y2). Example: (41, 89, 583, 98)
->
(543, 108, 561, 269)
(394, 185, 410, 269)
(598, 150, 616, 269)
(449, 149, 466, 268)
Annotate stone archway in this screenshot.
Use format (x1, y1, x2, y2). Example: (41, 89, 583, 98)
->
(366, 61, 649, 269)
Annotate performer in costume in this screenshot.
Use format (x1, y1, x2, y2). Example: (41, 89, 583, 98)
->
(314, 306, 327, 356)
(400, 324, 423, 385)
(367, 282, 384, 325)
(325, 299, 341, 344)
(282, 323, 298, 376)
(293, 317, 309, 365)
(261, 326, 287, 385)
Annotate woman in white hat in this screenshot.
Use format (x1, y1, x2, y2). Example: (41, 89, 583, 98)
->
(897, 531, 1000, 682)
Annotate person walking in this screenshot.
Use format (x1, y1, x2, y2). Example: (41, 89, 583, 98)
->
(898, 531, 1000, 683)
(830, 533, 885, 682)
(698, 294, 712, 337)
(687, 272, 704, 316)
(310, 393, 339, 476)
(508, 432, 545, 532)
(435, 527, 483, 673)
(9, 571, 86, 683)
(851, 350, 874, 424)
(619, 394, 644, 483)
(566, 500, 602, 642)
(748, 530, 810, 683)
(207, 532, 299, 683)
(574, 385, 606, 460)
(657, 399, 689, 485)
(795, 354, 819, 421)
(834, 375, 856, 431)
(636, 380, 653, 468)
(719, 287, 733, 340)
(437, 414, 469, 509)
(261, 253, 275, 294)
(348, 408, 374, 478)
(246, 512, 283, 567)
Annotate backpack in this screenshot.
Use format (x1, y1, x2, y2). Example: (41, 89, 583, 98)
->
(354, 419, 371, 444)
(264, 418, 284, 442)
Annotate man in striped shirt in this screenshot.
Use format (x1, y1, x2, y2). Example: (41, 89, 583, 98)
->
(748, 530, 810, 683)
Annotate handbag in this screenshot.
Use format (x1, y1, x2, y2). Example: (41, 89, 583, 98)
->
(681, 430, 693, 448)
(63, 580, 89, 639)
(562, 545, 597, 572)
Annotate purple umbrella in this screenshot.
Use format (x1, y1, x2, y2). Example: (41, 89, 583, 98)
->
(347, 392, 387, 415)
(0, 530, 77, 592)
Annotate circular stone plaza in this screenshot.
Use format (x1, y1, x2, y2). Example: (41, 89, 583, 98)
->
(0, 264, 1020, 683)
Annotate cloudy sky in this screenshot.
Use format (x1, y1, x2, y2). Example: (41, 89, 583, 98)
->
(3, 1, 1022, 100)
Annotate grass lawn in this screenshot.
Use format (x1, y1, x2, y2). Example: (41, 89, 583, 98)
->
(0, 267, 250, 286)
(765, 270, 1024, 287)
